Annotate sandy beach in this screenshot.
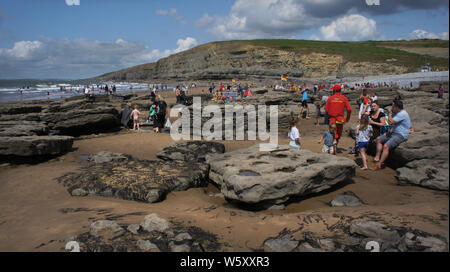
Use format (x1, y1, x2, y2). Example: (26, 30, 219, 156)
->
(0, 88, 448, 251)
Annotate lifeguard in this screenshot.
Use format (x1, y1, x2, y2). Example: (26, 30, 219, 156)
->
(325, 84, 352, 154)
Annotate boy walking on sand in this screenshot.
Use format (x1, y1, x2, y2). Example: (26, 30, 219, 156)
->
(318, 123, 337, 155)
(130, 105, 141, 131)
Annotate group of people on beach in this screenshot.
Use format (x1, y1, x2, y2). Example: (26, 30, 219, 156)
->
(289, 84, 413, 171)
(210, 83, 253, 102)
(121, 94, 168, 133)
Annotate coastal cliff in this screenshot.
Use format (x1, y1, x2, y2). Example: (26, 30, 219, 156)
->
(94, 39, 448, 81)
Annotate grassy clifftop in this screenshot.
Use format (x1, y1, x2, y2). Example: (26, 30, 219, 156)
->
(244, 39, 449, 69)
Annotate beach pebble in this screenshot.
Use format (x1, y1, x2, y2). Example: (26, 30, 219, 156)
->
(90, 220, 124, 238)
(330, 191, 362, 207)
(71, 188, 88, 197)
(140, 213, 172, 235)
(136, 239, 159, 252)
(127, 224, 140, 235)
(175, 232, 193, 242)
(350, 221, 400, 243)
(263, 235, 299, 252)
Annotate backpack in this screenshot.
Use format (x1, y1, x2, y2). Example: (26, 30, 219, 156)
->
(157, 101, 166, 115)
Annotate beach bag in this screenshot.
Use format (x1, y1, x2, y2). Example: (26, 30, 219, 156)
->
(165, 118, 172, 128)
(380, 112, 393, 135)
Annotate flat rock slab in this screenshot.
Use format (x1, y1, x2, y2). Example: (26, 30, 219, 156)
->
(206, 145, 356, 208)
(157, 141, 225, 163)
(57, 154, 209, 203)
(0, 121, 49, 137)
(40, 102, 121, 136)
(0, 135, 73, 157)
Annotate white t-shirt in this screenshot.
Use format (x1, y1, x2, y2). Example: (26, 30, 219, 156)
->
(372, 96, 378, 102)
(356, 125, 373, 143)
(288, 127, 300, 141)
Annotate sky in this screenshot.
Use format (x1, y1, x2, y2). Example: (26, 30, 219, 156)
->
(0, 0, 448, 79)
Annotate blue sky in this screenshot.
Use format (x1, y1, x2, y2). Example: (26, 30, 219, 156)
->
(0, 0, 448, 79)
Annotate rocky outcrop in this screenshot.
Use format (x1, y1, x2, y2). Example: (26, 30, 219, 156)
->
(57, 152, 209, 203)
(391, 94, 449, 191)
(64, 214, 220, 252)
(157, 141, 225, 163)
(0, 135, 73, 157)
(262, 220, 448, 252)
(0, 103, 42, 115)
(206, 145, 356, 209)
(40, 102, 121, 135)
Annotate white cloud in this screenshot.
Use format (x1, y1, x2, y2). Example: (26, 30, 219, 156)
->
(407, 29, 449, 40)
(0, 40, 44, 59)
(313, 14, 380, 41)
(197, 0, 448, 41)
(155, 8, 186, 24)
(0, 37, 198, 79)
(197, 0, 321, 39)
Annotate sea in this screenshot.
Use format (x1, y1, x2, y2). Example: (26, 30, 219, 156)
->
(0, 79, 174, 103)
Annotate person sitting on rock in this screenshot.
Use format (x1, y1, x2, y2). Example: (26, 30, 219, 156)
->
(368, 101, 385, 140)
(372, 99, 411, 171)
(288, 117, 301, 150)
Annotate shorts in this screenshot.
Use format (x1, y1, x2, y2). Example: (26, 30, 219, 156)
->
(289, 140, 301, 150)
(378, 133, 406, 150)
(322, 145, 334, 154)
(358, 142, 369, 149)
(301, 100, 308, 107)
(329, 118, 343, 140)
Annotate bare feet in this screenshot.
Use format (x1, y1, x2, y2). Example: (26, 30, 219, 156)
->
(360, 167, 368, 171)
(371, 165, 381, 171)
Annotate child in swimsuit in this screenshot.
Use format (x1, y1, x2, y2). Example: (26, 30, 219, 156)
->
(130, 105, 141, 131)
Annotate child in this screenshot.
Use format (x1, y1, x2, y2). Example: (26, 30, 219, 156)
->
(130, 105, 141, 131)
(318, 123, 336, 155)
(147, 104, 157, 123)
(314, 99, 321, 126)
(288, 117, 301, 150)
(356, 114, 373, 170)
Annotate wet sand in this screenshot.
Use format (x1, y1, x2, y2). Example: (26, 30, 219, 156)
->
(0, 100, 448, 252)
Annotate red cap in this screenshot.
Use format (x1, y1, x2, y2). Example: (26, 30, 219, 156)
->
(331, 84, 341, 91)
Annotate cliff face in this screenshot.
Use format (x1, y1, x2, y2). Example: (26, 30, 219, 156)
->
(95, 41, 409, 81)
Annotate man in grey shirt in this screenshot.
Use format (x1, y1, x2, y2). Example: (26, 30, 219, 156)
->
(373, 99, 411, 170)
